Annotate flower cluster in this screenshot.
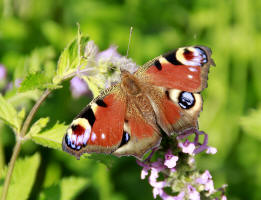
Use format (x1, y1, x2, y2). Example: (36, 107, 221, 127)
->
(70, 40, 138, 98)
(69, 40, 227, 200)
(137, 130, 226, 200)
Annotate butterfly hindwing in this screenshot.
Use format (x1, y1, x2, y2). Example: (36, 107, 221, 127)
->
(114, 93, 161, 159)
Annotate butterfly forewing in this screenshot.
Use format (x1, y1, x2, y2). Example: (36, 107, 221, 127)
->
(135, 46, 214, 134)
(63, 85, 127, 158)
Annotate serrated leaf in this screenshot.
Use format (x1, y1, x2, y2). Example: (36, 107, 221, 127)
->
(241, 107, 261, 141)
(0, 153, 41, 200)
(17, 108, 26, 128)
(0, 94, 20, 132)
(19, 72, 57, 92)
(31, 122, 68, 150)
(28, 117, 50, 137)
(38, 177, 89, 200)
(5, 89, 41, 106)
(54, 31, 89, 84)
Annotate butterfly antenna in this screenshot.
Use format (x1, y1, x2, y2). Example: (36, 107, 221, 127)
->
(126, 26, 133, 58)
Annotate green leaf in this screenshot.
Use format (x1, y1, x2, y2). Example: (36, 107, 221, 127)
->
(17, 108, 26, 128)
(28, 117, 50, 136)
(85, 153, 118, 169)
(241, 107, 261, 141)
(53, 29, 89, 84)
(38, 177, 89, 200)
(0, 94, 20, 132)
(0, 153, 41, 200)
(31, 122, 68, 150)
(19, 72, 58, 92)
(5, 89, 41, 106)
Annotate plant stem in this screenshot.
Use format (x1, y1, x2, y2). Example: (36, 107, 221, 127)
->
(20, 89, 51, 137)
(0, 89, 52, 200)
(0, 134, 5, 177)
(0, 141, 21, 200)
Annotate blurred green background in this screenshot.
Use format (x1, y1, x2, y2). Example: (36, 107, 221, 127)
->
(1, 0, 261, 199)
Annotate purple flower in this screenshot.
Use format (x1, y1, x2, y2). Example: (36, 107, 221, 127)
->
(221, 195, 227, 200)
(0, 65, 7, 80)
(178, 139, 195, 155)
(137, 128, 226, 200)
(196, 170, 215, 193)
(70, 76, 90, 98)
(153, 187, 164, 199)
(173, 191, 185, 200)
(187, 185, 200, 200)
(15, 79, 22, 88)
(164, 150, 178, 168)
(97, 45, 121, 62)
(206, 146, 217, 154)
(141, 167, 149, 179)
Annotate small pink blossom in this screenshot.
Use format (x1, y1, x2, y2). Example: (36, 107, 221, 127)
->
(178, 139, 196, 155)
(221, 195, 227, 200)
(97, 45, 121, 62)
(70, 76, 90, 98)
(187, 185, 200, 200)
(206, 146, 217, 154)
(164, 150, 178, 168)
(15, 79, 22, 88)
(141, 168, 149, 179)
(196, 170, 212, 184)
(153, 187, 164, 199)
(173, 191, 185, 200)
(196, 170, 215, 193)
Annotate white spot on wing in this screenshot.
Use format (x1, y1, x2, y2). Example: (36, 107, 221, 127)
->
(101, 133, 106, 139)
(188, 75, 193, 79)
(189, 67, 197, 72)
(91, 132, 96, 141)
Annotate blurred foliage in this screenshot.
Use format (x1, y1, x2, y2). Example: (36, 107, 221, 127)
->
(0, 0, 261, 199)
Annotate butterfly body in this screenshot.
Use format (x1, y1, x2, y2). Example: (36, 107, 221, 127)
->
(62, 46, 215, 159)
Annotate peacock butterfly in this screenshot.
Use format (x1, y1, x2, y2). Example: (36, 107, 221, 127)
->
(62, 46, 215, 159)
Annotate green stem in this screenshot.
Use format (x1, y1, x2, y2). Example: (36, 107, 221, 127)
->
(0, 89, 52, 200)
(0, 141, 21, 200)
(0, 132, 5, 177)
(20, 89, 51, 137)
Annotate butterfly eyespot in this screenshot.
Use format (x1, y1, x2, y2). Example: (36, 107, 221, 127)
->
(176, 47, 208, 66)
(119, 131, 130, 147)
(64, 119, 92, 151)
(178, 92, 195, 109)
